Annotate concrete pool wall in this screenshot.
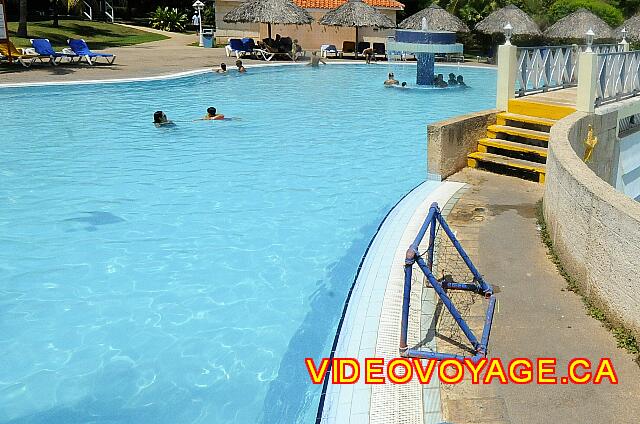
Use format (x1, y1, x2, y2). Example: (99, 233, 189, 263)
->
(544, 108, 640, 338)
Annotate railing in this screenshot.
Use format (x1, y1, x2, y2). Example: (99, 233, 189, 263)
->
(82, 0, 92, 20)
(516, 45, 579, 96)
(515, 44, 626, 97)
(595, 51, 640, 106)
(105, 1, 114, 23)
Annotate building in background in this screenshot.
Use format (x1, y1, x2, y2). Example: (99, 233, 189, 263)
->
(214, 0, 404, 48)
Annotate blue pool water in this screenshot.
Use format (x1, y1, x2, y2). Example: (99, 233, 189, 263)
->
(0, 64, 495, 423)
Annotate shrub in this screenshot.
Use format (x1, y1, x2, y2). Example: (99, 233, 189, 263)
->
(149, 7, 188, 33)
(548, 0, 624, 28)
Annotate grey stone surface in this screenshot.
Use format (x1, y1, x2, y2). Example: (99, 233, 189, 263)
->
(427, 109, 499, 180)
(446, 168, 640, 424)
(545, 111, 640, 337)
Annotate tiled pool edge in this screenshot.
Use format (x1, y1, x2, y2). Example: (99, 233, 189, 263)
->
(319, 180, 466, 424)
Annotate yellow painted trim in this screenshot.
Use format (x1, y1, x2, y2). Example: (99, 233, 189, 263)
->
(468, 152, 546, 173)
(508, 99, 575, 120)
(478, 138, 548, 157)
(497, 112, 556, 127)
(488, 125, 550, 141)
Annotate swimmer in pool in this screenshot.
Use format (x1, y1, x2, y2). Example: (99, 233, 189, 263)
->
(384, 72, 399, 86)
(236, 60, 247, 73)
(153, 110, 174, 127)
(216, 63, 228, 73)
(457, 75, 467, 87)
(307, 51, 327, 67)
(447, 73, 458, 85)
(202, 107, 225, 120)
(401, 81, 407, 88)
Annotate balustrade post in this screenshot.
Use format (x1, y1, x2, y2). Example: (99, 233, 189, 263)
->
(496, 44, 518, 111)
(576, 52, 598, 113)
(620, 40, 630, 52)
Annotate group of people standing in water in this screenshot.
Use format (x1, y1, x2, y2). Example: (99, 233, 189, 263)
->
(383, 72, 467, 88)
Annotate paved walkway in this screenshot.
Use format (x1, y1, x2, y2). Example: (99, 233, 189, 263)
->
(0, 24, 495, 85)
(0, 24, 257, 84)
(442, 168, 640, 424)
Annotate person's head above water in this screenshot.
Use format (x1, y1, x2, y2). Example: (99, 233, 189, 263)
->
(401, 81, 407, 87)
(448, 73, 456, 80)
(153, 110, 167, 123)
(236, 59, 243, 67)
(207, 107, 217, 116)
(220, 63, 227, 70)
(457, 75, 464, 82)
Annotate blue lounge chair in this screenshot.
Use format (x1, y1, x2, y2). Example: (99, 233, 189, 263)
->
(67, 39, 116, 65)
(31, 38, 76, 65)
(225, 38, 251, 58)
(320, 44, 340, 58)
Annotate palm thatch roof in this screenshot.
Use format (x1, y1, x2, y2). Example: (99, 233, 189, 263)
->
(320, 0, 395, 28)
(545, 8, 613, 39)
(398, 4, 469, 33)
(616, 15, 640, 41)
(223, 0, 313, 25)
(475, 4, 541, 36)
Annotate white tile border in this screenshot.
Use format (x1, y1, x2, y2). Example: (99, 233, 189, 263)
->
(320, 180, 466, 424)
(0, 61, 494, 89)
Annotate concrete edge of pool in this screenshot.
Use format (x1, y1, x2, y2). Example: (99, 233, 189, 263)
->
(318, 180, 466, 424)
(0, 62, 494, 89)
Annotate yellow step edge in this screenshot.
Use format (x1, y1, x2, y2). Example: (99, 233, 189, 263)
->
(468, 151, 546, 173)
(487, 125, 550, 141)
(497, 112, 556, 128)
(508, 99, 575, 120)
(478, 138, 548, 157)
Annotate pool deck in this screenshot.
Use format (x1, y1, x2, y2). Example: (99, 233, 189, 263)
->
(0, 24, 494, 86)
(441, 168, 640, 424)
(320, 180, 466, 424)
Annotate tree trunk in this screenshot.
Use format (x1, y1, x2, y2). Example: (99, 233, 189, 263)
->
(52, 0, 59, 28)
(17, 0, 28, 37)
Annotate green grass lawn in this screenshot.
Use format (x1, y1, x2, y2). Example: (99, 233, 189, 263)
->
(8, 20, 168, 50)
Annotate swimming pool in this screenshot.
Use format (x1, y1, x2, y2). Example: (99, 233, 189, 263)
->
(0, 64, 495, 424)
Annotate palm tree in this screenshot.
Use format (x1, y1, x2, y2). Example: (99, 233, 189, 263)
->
(17, 0, 28, 37)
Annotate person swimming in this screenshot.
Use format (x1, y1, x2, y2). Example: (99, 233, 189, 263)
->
(447, 73, 458, 85)
(216, 63, 228, 73)
(401, 81, 407, 88)
(236, 60, 246, 73)
(307, 51, 327, 67)
(384, 72, 399, 86)
(457, 75, 467, 87)
(153, 110, 174, 127)
(202, 107, 225, 120)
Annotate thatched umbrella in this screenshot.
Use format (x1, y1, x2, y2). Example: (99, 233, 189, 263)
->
(475, 4, 541, 36)
(616, 15, 639, 41)
(320, 0, 395, 51)
(223, 0, 313, 39)
(399, 4, 469, 33)
(545, 8, 613, 39)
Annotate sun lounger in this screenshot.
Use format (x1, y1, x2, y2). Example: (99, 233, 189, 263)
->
(356, 42, 370, 58)
(320, 44, 340, 58)
(342, 41, 356, 57)
(225, 38, 254, 58)
(373, 43, 386, 60)
(67, 39, 116, 65)
(31, 38, 76, 65)
(0, 41, 40, 67)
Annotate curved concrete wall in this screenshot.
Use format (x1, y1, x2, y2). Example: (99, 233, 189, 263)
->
(544, 112, 640, 336)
